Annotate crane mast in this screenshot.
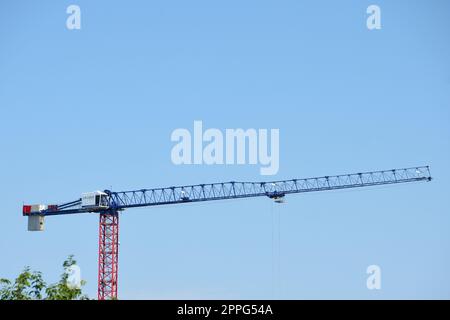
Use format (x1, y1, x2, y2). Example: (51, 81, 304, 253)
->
(22, 166, 432, 300)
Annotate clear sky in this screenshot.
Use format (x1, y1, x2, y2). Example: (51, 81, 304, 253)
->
(1, 0, 449, 299)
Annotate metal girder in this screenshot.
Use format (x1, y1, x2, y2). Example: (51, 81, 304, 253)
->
(98, 211, 119, 300)
(26, 166, 432, 216)
(107, 166, 432, 210)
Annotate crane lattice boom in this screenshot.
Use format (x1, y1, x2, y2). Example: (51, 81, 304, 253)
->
(24, 166, 431, 216)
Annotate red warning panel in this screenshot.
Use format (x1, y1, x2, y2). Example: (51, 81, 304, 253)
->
(22, 205, 32, 215)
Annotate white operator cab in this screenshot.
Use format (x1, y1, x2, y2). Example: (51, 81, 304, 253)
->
(81, 191, 109, 210)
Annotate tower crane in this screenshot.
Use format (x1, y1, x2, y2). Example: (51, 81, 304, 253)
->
(22, 166, 432, 300)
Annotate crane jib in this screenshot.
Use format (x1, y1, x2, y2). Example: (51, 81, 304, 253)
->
(23, 166, 432, 217)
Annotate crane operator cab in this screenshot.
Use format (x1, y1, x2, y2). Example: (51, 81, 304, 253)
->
(81, 191, 109, 210)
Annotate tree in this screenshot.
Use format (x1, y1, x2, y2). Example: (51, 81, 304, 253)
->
(0, 255, 88, 300)
(0, 267, 45, 300)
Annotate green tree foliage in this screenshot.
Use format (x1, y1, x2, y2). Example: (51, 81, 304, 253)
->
(0, 255, 88, 300)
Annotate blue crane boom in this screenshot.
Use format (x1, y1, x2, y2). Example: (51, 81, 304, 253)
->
(24, 166, 432, 217)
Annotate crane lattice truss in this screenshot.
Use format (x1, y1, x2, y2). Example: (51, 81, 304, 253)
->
(23, 166, 432, 300)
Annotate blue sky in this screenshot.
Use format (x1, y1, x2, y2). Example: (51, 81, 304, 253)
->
(0, 0, 449, 299)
